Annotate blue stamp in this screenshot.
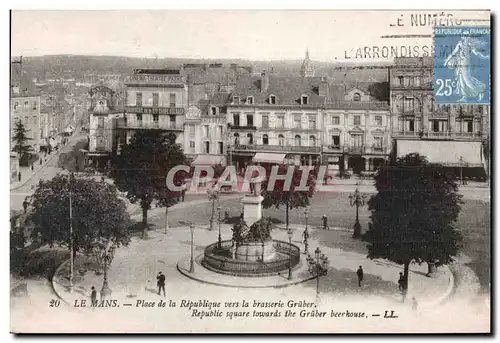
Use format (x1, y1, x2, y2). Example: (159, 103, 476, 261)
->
(434, 26, 490, 104)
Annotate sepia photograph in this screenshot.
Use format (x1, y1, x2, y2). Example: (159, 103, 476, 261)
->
(8, 9, 491, 333)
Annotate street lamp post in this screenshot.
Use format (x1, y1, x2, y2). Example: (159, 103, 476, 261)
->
(69, 172, 75, 293)
(287, 228, 293, 280)
(459, 156, 464, 185)
(100, 244, 116, 300)
(303, 207, 310, 254)
(217, 206, 222, 249)
(306, 247, 329, 297)
(348, 188, 366, 239)
(189, 223, 195, 273)
(207, 188, 219, 231)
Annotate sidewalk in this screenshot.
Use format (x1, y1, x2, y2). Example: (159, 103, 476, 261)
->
(51, 224, 453, 311)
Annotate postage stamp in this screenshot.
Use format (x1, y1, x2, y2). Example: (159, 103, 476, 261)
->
(434, 26, 491, 104)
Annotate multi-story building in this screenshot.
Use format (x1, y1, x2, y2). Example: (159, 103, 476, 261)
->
(390, 57, 489, 179)
(87, 83, 123, 169)
(11, 89, 42, 153)
(116, 69, 187, 152)
(323, 86, 391, 174)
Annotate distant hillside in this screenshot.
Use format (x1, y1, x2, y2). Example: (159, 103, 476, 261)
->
(16, 55, 391, 84)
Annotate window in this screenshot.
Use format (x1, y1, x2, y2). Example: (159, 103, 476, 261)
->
(246, 114, 254, 126)
(465, 120, 473, 133)
(263, 134, 269, 145)
(189, 141, 195, 153)
(234, 133, 240, 145)
(218, 125, 224, 138)
(308, 116, 316, 129)
(414, 77, 421, 87)
(33, 116, 38, 126)
(404, 97, 415, 112)
(332, 116, 340, 125)
(374, 116, 383, 126)
(98, 117, 104, 129)
(397, 76, 404, 86)
(153, 93, 159, 107)
(202, 125, 209, 138)
(124, 116, 128, 127)
(373, 136, 383, 148)
(247, 96, 254, 105)
(32, 101, 37, 110)
(478, 106, 484, 114)
(14, 102, 19, 111)
(353, 115, 361, 126)
(204, 141, 210, 154)
(269, 95, 277, 105)
(332, 135, 340, 147)
(211, 107, 217, 116)
(301, 95, 309, 105)
(218, 142, 224, 155)
(169, 115, 175, 124)
(136, 92, 142, 106)
(278, 134, 284, 146)
(153, 114, 159, 125)
(353, 93, 361, 102)
(431, 120, 448, 132)
(169, 94, 176, 108)
(309, 135, 316, 146)
(24, 101, 29, 109)
(233, 113, 240, 126)
(294, 135, 301, 146)
(233, 96, 240, 104)
(262, 115, 269, 128)
(247, 133, 254, 144)
(404, 119, 415, 132)
(294, 115, 301, 129)
(276, 116, 284, 128)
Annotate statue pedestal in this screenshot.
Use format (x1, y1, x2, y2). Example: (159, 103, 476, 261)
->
(241, 195, 263, 226)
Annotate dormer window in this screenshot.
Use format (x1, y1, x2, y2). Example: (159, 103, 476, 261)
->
(211, 106, 217, 115)
(353, 93, 361, 102)
(269, 94, 277, 105)
(233, 96, 240, 104)
(301, 95, 309, 105)
(247, 96, 254, 105)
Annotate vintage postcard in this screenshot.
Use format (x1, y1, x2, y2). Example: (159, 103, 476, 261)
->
(9, 10, 491, 333)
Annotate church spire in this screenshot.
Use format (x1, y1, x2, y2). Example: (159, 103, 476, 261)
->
(301, 48, 315, 77)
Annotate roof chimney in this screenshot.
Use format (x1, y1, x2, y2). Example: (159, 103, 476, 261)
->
(261, 70, 269, 93)
(319, 76, 328, 97)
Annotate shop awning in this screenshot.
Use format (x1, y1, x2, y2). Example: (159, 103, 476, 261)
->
(191, 155, 226, 166)
(252, 153, 286, 164)
(396, 140, 484, 167)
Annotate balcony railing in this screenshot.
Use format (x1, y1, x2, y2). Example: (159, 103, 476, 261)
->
(322, 145, 387, 154)
(325, 101, 390, 110)
(232, 144, 321, 153)
(394, 131, 419, 137)
(118, 121, 184, 130)
(230, 125, 257, 130)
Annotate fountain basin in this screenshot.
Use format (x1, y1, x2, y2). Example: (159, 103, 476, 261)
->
(202, 239, 300, 277)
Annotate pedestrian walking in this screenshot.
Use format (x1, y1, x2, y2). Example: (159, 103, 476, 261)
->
(322, 215, 329, 230)
(39, 158, 42, 165)
(356, 266, 364, 287)
(398, 272, 404, 291)
(22, 197, 29, 214)
(31, 164, 34, 172)
(412, 296, 418, 311)
(18, 171, 21, 182)
(302, 227, 310, 244)
(157, 271, 166, 297)
(90, 286, 98, 306)
(181, 188, 186, 202)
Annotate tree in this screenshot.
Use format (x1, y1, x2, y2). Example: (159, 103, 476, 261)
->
(29, 174, 131, 258)
(111, 131, 187, 238)
(363, 153, 463, 295)
(12, 120, 33, 166)
(261, 165, 316, 228)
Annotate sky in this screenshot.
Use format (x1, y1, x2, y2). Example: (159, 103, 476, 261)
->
(11, 10, 490, 62)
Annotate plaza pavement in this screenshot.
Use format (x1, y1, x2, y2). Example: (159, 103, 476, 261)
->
(52, 222, 453, 312)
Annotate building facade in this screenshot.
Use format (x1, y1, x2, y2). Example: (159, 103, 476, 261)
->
(117, 69, 187, 152)
(11, 94, 42, 153)
(390, 57, 489, 179)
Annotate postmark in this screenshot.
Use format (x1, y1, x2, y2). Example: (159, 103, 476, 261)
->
(433, 26, 490, 104)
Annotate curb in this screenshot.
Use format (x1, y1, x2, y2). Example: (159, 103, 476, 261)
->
(176, 254, 316, 289)
(50, 258, 73, 306)
(431, 264, 455, 306)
